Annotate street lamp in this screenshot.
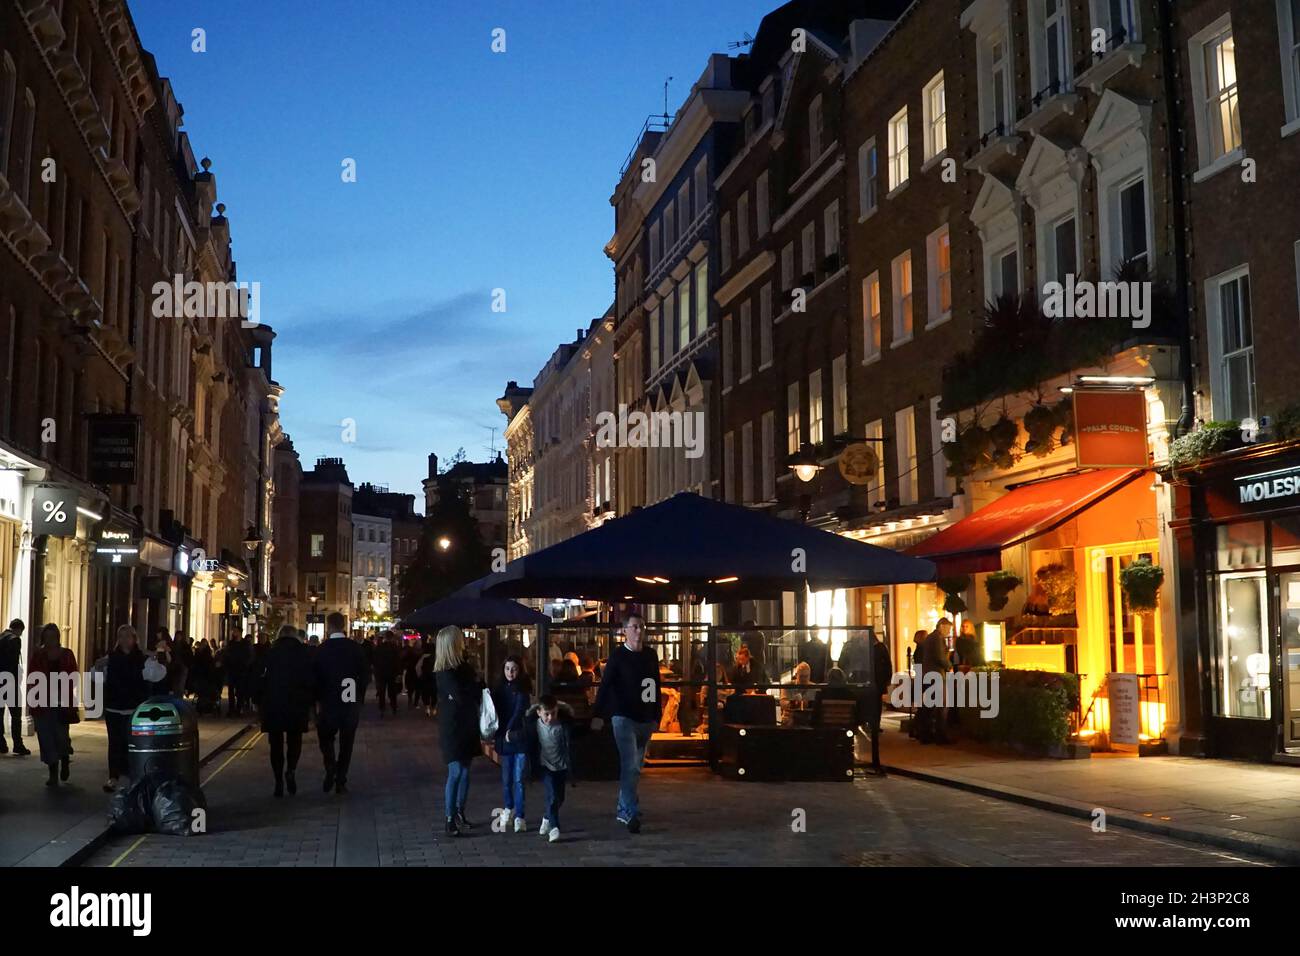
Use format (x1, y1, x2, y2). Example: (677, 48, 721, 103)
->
(242, 525, 261, 553)
(437, 535, 452, 552)
(788, 444, 822, 484)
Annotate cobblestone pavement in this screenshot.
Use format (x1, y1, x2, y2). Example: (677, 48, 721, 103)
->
(84, 708, 1273, 867)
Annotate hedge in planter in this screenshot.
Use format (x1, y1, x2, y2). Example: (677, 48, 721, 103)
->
(957, 668, 1079, 751)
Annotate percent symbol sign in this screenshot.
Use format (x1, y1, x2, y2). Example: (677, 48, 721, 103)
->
(41, 499, 67, 523)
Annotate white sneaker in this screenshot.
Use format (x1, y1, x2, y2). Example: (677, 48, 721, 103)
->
(514, 815, 527, 833)
(497, 808, 513, 832)
(548, 827, 560, 843)
(539, 818, 550, 835)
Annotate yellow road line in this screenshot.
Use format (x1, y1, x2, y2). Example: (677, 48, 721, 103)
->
(109, 730, 263, 867)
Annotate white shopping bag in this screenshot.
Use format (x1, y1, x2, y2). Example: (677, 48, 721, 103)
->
(479, 687, 498, 739)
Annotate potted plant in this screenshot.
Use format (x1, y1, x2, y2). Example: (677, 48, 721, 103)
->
(987, 415, 1019, 469)
(1120, 558, 1164, 611)
(1035, 563, 1076, 616)
(1022, 404, 1057, 458)
(984, 570, 1022, 613)
(1169, 420, 1242, 468)
(937, 575, 971, 615)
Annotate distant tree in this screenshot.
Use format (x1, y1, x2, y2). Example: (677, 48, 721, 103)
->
(395, 479, 490, 614)
(438, 447, 468, 475)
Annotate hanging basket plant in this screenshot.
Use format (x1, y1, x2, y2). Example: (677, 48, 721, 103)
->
(1023, 404, 1057, 458)
(984, 569, 1023, 612)
(944, 423, 991, 479)
(937, 574, 971, 615)
(1035, 563, 1076, 616)
(1053, 397, 1074, 446)
(987, 415, 1019, 469)
(1119, 558, 1164, 611)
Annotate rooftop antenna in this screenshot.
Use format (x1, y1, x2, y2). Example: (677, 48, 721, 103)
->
(662, 76, 673, 124)
(482, 424, 499, 459)
(728, 32, 755, 51)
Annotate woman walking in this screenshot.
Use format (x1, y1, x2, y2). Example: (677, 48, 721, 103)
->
(434, 625, 482, 836)
(258, 624, 314, 798)
(29, 623, 78, 787)
(418, 638, 437, 716)
(491, 655, 533, 833)
(103, 625, 148, 792)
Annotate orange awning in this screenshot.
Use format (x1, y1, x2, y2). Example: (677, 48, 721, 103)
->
(907, 468, 1144, 575)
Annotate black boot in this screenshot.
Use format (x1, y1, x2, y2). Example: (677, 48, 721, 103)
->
(46, 763, 58, 787)
(445, 817, 460, 837)
(455, 810, 473, 831)
(59, 756, 70, 781)
(285, 770, 297, 795)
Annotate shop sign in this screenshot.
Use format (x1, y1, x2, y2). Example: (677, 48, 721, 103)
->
(33, 485, 77, 537)
(1072, 389, 1149, 469)
(94, 525, 139, 565)
(1235, 466, 1300, 507)
(87, 415, 140, 485)
(1108, 672, 1141, 746)
(838, 443, 878, 485)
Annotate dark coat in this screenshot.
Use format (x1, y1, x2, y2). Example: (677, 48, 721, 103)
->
(314, 636, 367, 728)
(104, 646, 148, 714)
(0, 628, 22, 677)
(260, 635, 315, 733)
(436, 663, 483, 764)
(491, 678, 531, 755)
(372, 641, 400, 681)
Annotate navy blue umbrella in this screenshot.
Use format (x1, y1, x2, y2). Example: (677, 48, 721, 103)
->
(480, 492, 935, 602)
(401, 592, 548, 630)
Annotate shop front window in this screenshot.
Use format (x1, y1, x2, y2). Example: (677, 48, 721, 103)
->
(1215, 573, 1270, 719)
(1271, 515, 1300, 568)
(1216, 520, 1265, 570)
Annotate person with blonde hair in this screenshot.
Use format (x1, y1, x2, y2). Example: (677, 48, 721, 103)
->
(434, 625, 483, 836)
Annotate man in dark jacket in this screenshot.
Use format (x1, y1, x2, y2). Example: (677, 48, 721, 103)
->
(371, 631, 401, 716)
(103, 625, 147, 790)
(314, 612, 367, 793)
(592, 613, 660, 833)
(920, 619, 953, 744)
(260, 625, 315, 797)
(222, 635, 251, 716)
(0, 619, 30, 755)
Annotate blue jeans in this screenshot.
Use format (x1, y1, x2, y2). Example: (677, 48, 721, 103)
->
(500, 752, 528, 818)
(444, 759, 471, 816)
(612, 716, 655, 820)
(542, 768, 567, 828)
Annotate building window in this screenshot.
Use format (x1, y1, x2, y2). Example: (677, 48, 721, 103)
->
(865, 419, 886, 503)
(663, 293, 676, 357)
(1118, 176, 1148, 268)
(724, 431, 735, 503)
(759, 283, 773, 368)
(857, 138, 878, 217)
(1033, 0, 1072, 98)
(722, 313, 734, 388)
(694, 259, 708, 331)
(1095, 0, 1140, 46)
(1279, 0, 1300, 125)
(1191, 19, 1241, 169)
(930, 396, 953, 498)
(895, 405, 918, 506)
(677, 274, 691, 349)
(888, 107, 909, 191)
(1206, 268, 1255, 421)
(824, 200, 840, 261)
(863, 272, 882, 362)
(720, 209, 732, 273)
(0, 55, 15, 179)
(990, 31, 1012, 135)
(761, 411, 775, 501)
(677, 182, 691, 232)
(649, 221, 661, 269)
(741, 421, 754, 504)
(756, 171, 770, 236)
(694, 157, 708, 216)
(649, 305, 660, 371)
(832, 354, 848, 436)
(787, 381, 801, 454)
(1049, 214, 1078, 285)
(995, 247, 1020, 297)
(809, 94, 824, 160)
(891, 251, 913, 345)
(923, 72, 947, 160)
(664, 200, 676, 254)
(781, 241, 795, 291)
(926, 225, 952, 325)
(736, 192, 750, 259)
(800, 221, 816, 280)
(808, 371, 824, 446)
(311, 533, 324, 558)
(739, 300, 752, 382)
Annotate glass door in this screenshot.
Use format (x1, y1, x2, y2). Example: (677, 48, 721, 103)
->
(1217, 572, 1269, 719)
(1274, 571, 1300, 750)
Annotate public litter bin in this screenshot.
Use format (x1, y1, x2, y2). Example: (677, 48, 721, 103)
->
(128, 696, 199, 787)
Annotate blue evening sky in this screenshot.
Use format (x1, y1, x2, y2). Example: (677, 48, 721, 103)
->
(130, 0, 769, 501)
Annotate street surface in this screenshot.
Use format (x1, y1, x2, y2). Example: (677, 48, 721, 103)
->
(84, 709, 1271, 867)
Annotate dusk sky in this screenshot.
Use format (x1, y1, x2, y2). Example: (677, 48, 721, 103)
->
(130, 0, 770, 501)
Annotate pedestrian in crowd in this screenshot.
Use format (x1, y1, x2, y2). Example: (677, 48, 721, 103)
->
(250, 632, 270, 708)
(837, 629, 874, 685)
(434, 625, 482, 836)
(0, 619, 30, 756)
(921, 619, 953, 744)
(907, 629, 927, 740)
(360, 636, 375, 705)
(372, 630, 401, 717)
(864, 631, 894, 771)
(402, 639, 420, 710)
(29, 623, 77, 787)
(191, 639, 219, 714)
(103, 625, 148, 792)
(148, 635, 179, 697)
(491, 654, 533, 833)
(260, 624, 314, 798)
(954, 618, 983, 668)
(174, 633, 193, 699)
(223, 633, 252, 717)
(526, 694, 574, 843)
(591, 613, 660, 834)
(418, 637, 437, 716)
(313, 612, 365, 794)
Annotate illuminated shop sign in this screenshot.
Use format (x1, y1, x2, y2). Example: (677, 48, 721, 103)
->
(1236, 466, 1300, 506)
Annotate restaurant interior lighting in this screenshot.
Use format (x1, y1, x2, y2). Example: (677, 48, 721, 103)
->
(76, 506, 104, 521)
(634, 576, 657, 584)
(1076, 375, 1155, 386)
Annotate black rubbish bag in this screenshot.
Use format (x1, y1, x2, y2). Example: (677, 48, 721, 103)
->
(107, 778, 153, 834)
(150, 776, 207, 836)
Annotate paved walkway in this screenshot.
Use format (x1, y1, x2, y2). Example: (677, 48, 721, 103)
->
(83, 709, 1270, 867)
(0, 710, 252, 867)
(878, 718, 1300, 864)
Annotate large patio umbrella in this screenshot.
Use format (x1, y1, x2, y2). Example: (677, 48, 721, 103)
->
(401, 591, 548, 630)
(480, 492, 936, 603)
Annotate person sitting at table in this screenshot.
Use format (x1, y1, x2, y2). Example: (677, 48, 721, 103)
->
(812, 668, 864, 728)
(729, 644, 768, 693)
(779, 661, 815, 726)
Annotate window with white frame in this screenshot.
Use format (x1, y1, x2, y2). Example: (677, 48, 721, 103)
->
(926, 224, 952, 325)
(1206, 268, 1255, 421)
(801, 221, 816, 278)
(721, 210, 732, 273)
(990, 31, 1012, 134)
(1033, 0, 1072, 98)
(1049, 214, 1078, 285)
(891, 251, 913, 344)
(737, 192, 750, 258)
(824, 200, 840, 261)
(739, 300, 752, 381)
(781, 242, 795, 290)
(787, 381, 801, 454)
(1191, 18, 1241, 168)
(809, 94, 824, 160)
(759, 283, 773, 367)
(1280, 0, 1300, 124)
(756, 170, 770, 236)
(895, 405, 918, 505)
(677, 274, 691, 349)
(761, 411, 775, 500)
(863, 271, 882, 362)
(724, 431, 735, 502)
(741, 422, 754, 503)
(930, 396, 954, 498)
(832, 354, 847, 436)
(858, 138, 878, 216)
(923, 72, 947, 160)
(808, 371, 824, 445)
(663, 292, 676, 357)
(1118, 176, 1148, 268)
(722, 313, 734, 388)
(992, 246, 1019, 297)
(1095, 0, 1140, 46)
(694, 260, 708, 330)
(888, 107, 909, 191)
(865, 418, 886, 502)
